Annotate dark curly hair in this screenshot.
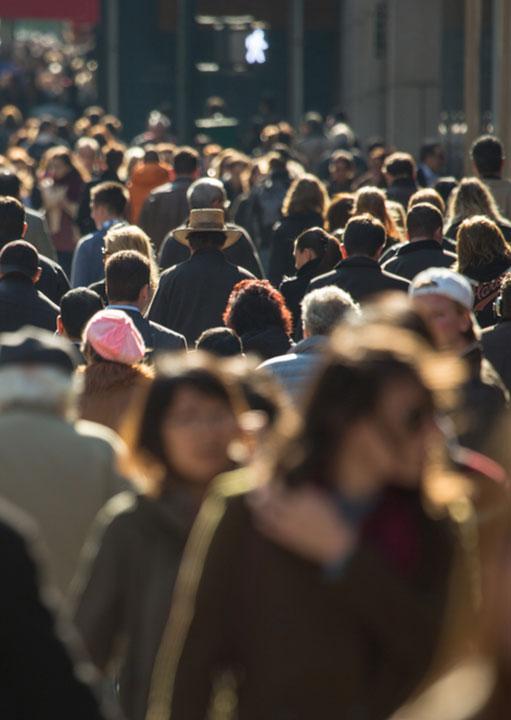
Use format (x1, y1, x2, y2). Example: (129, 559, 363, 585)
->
(223, 279, 293, 337)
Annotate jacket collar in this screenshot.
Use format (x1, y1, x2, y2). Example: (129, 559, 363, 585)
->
(396, 239, 444, 255)
(296, 257, 322, 278)
(336, 255, 380, 269)
(290, 335, 327, 354)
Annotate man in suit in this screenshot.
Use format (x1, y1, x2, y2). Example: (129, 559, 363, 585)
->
(71, 182, 128, 288)
(383, 203, 456, 281)
(105, 250, 187, 352)
(0, 195, 69, 303)
(0, 240, 59, 333)
(309, 214, 409, 300)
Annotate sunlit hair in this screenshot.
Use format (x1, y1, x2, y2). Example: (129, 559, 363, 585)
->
(39, 145, 90, 183)
(446, 177, 505, 227)
(282, 174, 329, 219)
(326, 192, 354, 231)
(0, 366, 80, 419)
(120, 352, 244, 495)
(104, 224, 159, 291)
(353, 186, 402, 242)
(223, 279, 293, 338)
(408, 188, 446, 216)
(455, 215, 511, 274)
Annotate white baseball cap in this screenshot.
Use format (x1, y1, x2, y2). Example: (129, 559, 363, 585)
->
(409, 267, 474, 311)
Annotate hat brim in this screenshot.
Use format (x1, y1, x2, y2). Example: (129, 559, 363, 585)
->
(174, 224, 241, 249)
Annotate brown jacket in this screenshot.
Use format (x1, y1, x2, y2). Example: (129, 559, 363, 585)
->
(146, 471, 455, 720)
(78, 362, 153, 433)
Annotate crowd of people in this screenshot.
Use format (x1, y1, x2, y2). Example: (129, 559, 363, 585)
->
(0, 95, 510, 720)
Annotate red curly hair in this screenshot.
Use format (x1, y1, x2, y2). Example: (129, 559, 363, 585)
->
(223, 279, 293, 337)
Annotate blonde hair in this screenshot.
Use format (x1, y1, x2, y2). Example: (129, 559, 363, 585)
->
(446, 177, 505, 227)
(353, 186, 402, 242)
(282, 174, 329, 219)
(455, 215, 511, 273)
(104, 224, 159, 291)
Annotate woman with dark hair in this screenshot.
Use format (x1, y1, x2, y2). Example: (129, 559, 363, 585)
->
(223, 279, 293, 360)
(146, 326, 467, 720)
(39, 145, 88, 275)
(326, 192, 354, 236)
(455, 215, 511, 327)
(268, 174, 329, 287)
(72, 353, 243, 720)
(280, 227, 342, 340)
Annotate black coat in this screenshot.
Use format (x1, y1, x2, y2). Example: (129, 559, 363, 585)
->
(309, 256, 410, 301)
(148, 247, 254, 344)
(0, 275, 59, 333)
(0, 500, 113, 720)
(114, 306, 187, 352)
(159, 224, 264, 279)
(482, 320, 511, 392)
(280, 258, 323, 340)
(382, 239, 456, 281)
(240, 325, 292, 361)
(386, 178, 418, 208)
(37, 255, 70, 305)
(268, 212, 324, 287)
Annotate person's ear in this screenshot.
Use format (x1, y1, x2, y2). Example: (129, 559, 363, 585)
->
(139, 283, 151, 309)
(459, 310, 472, 334)
(22, 222, 27, 239)
(56, 315, 64, 336)
(434, 226, 443, 242)
(32, 267, 42, 285)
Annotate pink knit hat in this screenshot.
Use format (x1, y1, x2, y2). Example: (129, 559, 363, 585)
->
(84, 309, 146, 364)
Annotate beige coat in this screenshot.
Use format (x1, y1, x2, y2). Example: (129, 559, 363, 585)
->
(0, 408, 127, 593)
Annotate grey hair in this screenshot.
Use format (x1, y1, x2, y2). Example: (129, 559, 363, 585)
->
(187, 178, 227, 209)
(301, 286, 359, 336)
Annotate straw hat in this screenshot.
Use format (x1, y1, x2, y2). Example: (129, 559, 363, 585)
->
(173, 208, 241, 248)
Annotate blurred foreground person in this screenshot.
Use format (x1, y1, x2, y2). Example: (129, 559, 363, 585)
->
(73, 354, 243, 720)
(0, 327, 126, 592)
(410, 268, 508, 451)
(146, 327, 464, 720)
(78, 309, 152, 432)
(0, 499, 119, 719)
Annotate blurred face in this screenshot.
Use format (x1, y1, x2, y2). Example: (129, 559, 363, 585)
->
(77, 146, 97, 173)
(413, 294, 470, 351)
(428, 146, 445, 174)
(47, 157, 69, 180)
(294, 245, 314, 270)
(334, 378, 436, 495)
(161, 387, 239, 485)
(329, 159, 353, 184)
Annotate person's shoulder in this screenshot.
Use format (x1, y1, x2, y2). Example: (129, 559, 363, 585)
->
(309, 268, 340, 289)
(74, 418, 125, 456)
(149, 319, 186, 342)
(0, 496, 39, 550)
(95, 490, 139, 529)
(36, 289, 59, 312)
(381, 267, 410, 287)
(25, 206, 45, 222)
